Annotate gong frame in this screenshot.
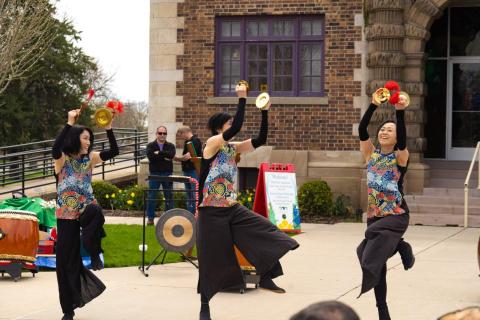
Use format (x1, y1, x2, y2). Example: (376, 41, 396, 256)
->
(138, 175, 199, 277)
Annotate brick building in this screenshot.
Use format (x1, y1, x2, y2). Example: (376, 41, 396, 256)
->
(147, 0, 480, 225)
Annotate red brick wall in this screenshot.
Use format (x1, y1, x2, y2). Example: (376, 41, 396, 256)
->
(177, 0, 363, 150)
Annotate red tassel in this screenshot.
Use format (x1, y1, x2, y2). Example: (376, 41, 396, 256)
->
(87, 88, 95, 101)
(384, 81, 400, 92)
(106, 100, 124, 113)
(389, 92, 400, 104)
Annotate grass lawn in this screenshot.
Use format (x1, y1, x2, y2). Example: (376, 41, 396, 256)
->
(102, 224, 196, 268)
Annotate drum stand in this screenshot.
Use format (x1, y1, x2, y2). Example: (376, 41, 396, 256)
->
(0, 262, 37, 282)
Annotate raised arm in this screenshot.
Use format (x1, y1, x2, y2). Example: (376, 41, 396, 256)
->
(52, 110, 77, 174)
(203, 84, 247, 158)
(90, 121, 119, 166)
(235, 106, 269, 154)
(395, 97, 409, 166)
(359, 94, 379, 162)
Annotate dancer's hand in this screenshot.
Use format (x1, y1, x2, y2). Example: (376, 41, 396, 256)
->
(371, 92, 381, 107)
(67, 109, 80, 126)
(236, 84, 247, 98)
(395, 95, 408, 110)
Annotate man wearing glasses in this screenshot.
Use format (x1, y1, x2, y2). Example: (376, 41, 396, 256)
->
(146, 126, 176, 225)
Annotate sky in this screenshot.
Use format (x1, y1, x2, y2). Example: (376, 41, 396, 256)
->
(55, 0, 149, 102)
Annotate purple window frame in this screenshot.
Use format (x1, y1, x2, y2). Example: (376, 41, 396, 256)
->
(215, 15, 325, 97)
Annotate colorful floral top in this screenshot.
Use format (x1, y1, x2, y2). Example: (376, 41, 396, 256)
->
(56, 156, 97, 220)
(367, 150, 407, 219)
(199, 144, 237, 207)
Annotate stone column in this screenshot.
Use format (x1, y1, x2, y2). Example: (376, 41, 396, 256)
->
(149, 0, 184, 142)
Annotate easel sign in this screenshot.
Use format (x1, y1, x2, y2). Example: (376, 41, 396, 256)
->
(253, 163, 301, 233)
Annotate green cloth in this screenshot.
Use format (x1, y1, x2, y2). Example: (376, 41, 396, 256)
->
(0, 197, 57, 227)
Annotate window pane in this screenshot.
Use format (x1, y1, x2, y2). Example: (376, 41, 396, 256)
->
(231, 22, 241, 37)
(284, 77, 292, 91)
(258, 22, 268, 36)
(248, 61, 257, 75)
(284, 45, 293, 59)
(301, 45, 311, 59)
(312, 20, 322, 35)
(311, 77, 321, 92)
(274, 46, 282, 59)
(284, 21, 294, 36)
(259, 45, 268, 59)
(274, 77, 282, 91)
(301, 77, 310, 91)
(231, 61, 240, 77)
(231, 46, 240, 60)
(258, 61, 267, 75)
(301, 61, 311, 76)
(312, 61, 321, 76)
(285, 61, 292, 75)
(311, 45, 321, 59)
(248, 45, 257, 59)
(221, 77, 231, 91)
(451, 7, 480, 56)
(221, 22, 231, 37)
(273, 21, 283, 36)
(222, 46, 231, 60)
(249, 77, 259, 91)
(247, 22, 258, 37)
(301, 21, 312, 36)
(273, 21, 294, 36)
(222, 61, 230, 74)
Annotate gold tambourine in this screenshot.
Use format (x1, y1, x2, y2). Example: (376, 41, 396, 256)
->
(398, 91, 410, 108)
(237, 80, 249, 93)
(373, 88, 391, 105)
(94, 107, 113, 127)
(255, 92, 270, 110)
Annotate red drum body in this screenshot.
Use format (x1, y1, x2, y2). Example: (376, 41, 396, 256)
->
(0, 210, 39, 263)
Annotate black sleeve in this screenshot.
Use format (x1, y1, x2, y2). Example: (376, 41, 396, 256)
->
(222, 97, 246, 141)
(52, 124, 72, 159)
(396, 109, 407, 150)
(193, 137, 203, 157)
(146, 143, 158, 162)
(251, 110, 268, 149)
(358, 103, 378, 141)
(99, 129, 119, 161)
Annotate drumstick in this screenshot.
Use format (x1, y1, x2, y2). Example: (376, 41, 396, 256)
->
(75, 88, 95, 120)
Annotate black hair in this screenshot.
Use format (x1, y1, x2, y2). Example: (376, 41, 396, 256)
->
(62, 125, 94, 156)
(207, 112, 233, 136)
(376, 120, 398, 151)
(290, 301, 360, 320)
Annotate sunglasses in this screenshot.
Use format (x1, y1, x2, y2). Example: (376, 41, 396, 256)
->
(157, 132, 167, 135)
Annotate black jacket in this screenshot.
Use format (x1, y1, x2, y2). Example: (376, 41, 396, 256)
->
(146, 140, 176, 172)
(181, 135, 203, 172)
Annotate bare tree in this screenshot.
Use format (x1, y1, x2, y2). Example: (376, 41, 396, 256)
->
(112, 101, 148, 131)
(0, 0, 57, 95)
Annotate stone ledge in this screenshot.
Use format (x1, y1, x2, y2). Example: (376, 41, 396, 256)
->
(207, 96, 328, 105)
(308, 161, 366, 169)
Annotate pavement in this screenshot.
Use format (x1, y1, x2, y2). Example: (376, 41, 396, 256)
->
(1, 221, 479, 320)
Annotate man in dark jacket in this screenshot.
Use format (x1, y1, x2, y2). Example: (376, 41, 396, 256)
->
(174, 126, 202, 214)
(146, 126, 176, 225)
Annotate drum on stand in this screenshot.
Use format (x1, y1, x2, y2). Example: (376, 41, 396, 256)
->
(0, 210, 39, 281)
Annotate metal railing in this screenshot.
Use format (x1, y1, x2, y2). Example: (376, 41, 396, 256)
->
(464, 141, 480, 228)
(0, 128, 149, 196)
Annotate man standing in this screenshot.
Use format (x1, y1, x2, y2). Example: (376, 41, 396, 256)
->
(175, 126, 202, 214)
(146, 126, 176, 225)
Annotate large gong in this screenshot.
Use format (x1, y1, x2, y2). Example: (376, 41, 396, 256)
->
(155, 208, 196, 253)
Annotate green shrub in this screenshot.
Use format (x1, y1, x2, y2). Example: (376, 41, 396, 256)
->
(332, 194, 354, 217)
(237, 189, 255, 210)
(298, 180, 333, 217)
(92, 181, 119, 209)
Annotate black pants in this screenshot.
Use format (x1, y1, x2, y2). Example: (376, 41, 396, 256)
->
(197, 204, 299, 301)
(357, 213, 409, 304)
(56, 204, 106, 314)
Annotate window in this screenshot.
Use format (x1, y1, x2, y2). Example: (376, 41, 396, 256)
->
(215, 16, 325, 97)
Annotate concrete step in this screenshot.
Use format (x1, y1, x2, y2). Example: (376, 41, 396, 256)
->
(429, 168, 479, 179)
(424, 159, 472, 170)
(407, 203, 480, 215)
(409, 212, 480, 227)
(428, 178, 479, 188)
(422, 187, 480, 197)
(405, 195, 480, 206)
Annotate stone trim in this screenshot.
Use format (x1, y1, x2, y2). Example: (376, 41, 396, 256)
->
(206, 97, 329, 105)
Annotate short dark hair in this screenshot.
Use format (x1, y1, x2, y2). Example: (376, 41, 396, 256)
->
(290, 301, 360, 320)
(207, 112, 232, 136)
(62, 125, 94, 156)
(375, 120, 398, 151)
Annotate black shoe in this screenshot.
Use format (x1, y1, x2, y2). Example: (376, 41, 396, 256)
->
(199, 302, 211, 320)
(377, 304, 391, 320)
(259, 278, 286, 293)
(91, 255, 104, 271)
(398, 241, 415, 270)
(61, 311, 74, 320)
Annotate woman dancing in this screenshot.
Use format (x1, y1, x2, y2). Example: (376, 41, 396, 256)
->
(197, 84, 299, 320)
(52, 109, 119, 320)
(356, 92, 416, 320)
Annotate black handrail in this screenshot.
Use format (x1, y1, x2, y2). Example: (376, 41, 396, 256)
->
(0, 128, 149, 196)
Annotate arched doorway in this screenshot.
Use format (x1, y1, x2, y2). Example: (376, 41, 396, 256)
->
(424, 4, 480, 160)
